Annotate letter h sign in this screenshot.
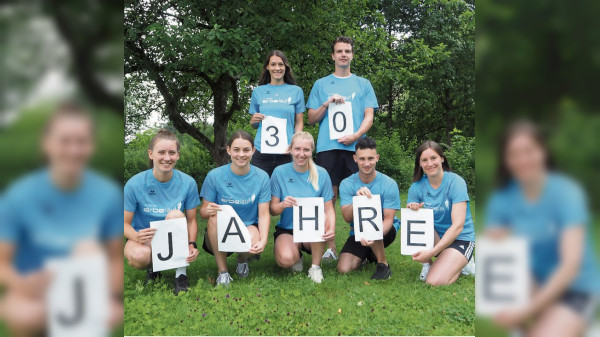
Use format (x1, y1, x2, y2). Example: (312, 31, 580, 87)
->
(293, 197, 325, 243)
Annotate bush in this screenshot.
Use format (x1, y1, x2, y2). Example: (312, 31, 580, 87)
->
(443, 129, 475, 196)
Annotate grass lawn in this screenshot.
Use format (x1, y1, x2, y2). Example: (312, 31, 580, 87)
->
(124, 195, 476, 336)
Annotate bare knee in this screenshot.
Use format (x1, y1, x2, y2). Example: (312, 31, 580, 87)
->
(337, 263, 353, 274)
(276, 249, 298, 268)
(165, 209, 185, 220)
(425, 274, 452, 286)
(127, 246, 151, 269)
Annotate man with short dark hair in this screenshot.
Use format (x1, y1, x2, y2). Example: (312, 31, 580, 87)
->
(336, 137, 399, 279)
(307, 36, 379, 261)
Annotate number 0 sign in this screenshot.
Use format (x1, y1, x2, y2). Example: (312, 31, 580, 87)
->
(261, 116, 288, 154)
(328, 102, 354, 140)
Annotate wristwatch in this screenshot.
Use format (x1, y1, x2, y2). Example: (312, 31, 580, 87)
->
(189, 241, 197, 249)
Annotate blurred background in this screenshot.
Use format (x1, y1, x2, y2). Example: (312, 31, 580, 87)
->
(476, 0, 600, 335)
(1, 1, 124, 336)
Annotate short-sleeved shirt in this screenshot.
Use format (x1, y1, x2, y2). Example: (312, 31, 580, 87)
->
(407, 171, 475, 241)
(270, 162, 334, 229)
(124, 169, 200, 231)
(486, 173, 599, 294)
(339, 171, 401, 236)
(249, 84, 306, 152)
(200, 164, 271, 226)
(0, 169, 123, 274)
(306, 74, 378, 153)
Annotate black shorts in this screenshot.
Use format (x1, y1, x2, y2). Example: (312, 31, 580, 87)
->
(559, 290, 599, 322)
(315, 149, 358, 187)
(251, 151, 292, 177)
(272, 226, 312, 254)
(340, 227, 397, 262)
(444, 240, 475, 261)
(201, 224, 257, 257)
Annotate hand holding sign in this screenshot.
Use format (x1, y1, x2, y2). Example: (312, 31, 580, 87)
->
(352, 195, 384, 241)
(261, 116, 288, 154)
(150, 218, 190, 272)
(475, 237, 530, 317)
(217, 205, 252, 253)
(328, 102, 353, 140)
(293, 197, 325, 243)
(400, 208, 434, 255)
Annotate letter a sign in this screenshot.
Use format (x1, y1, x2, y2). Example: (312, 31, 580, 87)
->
(293, 197, 325, 243)
(150, 217, 190, 272)
(328, 102, 353, 140)
(352, 195, 384, 241)
(217, 205, 252, 252)
(400, 208, 434, 255)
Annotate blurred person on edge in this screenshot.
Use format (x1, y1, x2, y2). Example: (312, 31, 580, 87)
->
(485, 121, 599, 336)
(0, 103, 123, 336)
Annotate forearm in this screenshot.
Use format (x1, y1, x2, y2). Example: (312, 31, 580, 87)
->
(124, 223, 138, 241)
(270, 202, 285, 216)
(432, 224, 462, 256)
(258, 214, 270, 242)
(187, 223, 198, 242)
(341, 205, 353, 223)
(353, 109, 374, 139)
(295, 116, 304, 133)
(308, 106, 327, 124)
(0, 263, 20, 289)
(526, 263, 579, 317)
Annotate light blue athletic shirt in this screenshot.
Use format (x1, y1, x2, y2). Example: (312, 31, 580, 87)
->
(200, 164, 271, 226)
(339, 171, 401, 236)
(407, 171, 475, 241)
(306, 74, 378, 153)
(248, 84, 305, 152)
(0, 169, 123, 273)
(486, 173, 599, 294)
(124, 169, 200, 231)
(270, 162, 334, 230)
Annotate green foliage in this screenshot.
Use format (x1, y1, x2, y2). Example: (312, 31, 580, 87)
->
(124, 203, 475, 336)
(443, 129, 475, 195)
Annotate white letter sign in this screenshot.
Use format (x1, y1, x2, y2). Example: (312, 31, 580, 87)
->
(352, 195, 384, 241)
(217, 205, 252, 252)
(293, 197, 325, 243)
(261, 116, 288, 154)
(328, 102, 354, 140)
(47, 253, 109, 337)
(475, 237, 530, 316)
(150, 217, 190, 272)
(400, 208, 434, 255)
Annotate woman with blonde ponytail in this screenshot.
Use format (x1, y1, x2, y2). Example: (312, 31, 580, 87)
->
(270, 132, 336, 283)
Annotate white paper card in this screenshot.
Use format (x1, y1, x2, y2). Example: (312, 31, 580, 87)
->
(352, 195, 384, 241)
(261, 116, 288, 154)
(217, 205, 252, 252)
(328, 102, 353, 139)
(475, 237, 530, 316)
(47, 254, 109, 337)
(400, 208, 434, 255)
(150, 217, 190, 272)
(293, 197, 325, 243)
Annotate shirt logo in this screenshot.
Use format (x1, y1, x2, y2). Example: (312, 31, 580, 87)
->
(227, 182, 233, 187)
(288, 178, 294, 183)
(149, 189, 156, 195)
(330, 81, 335, 84)
(444, 199, 450, 209)
(266, 90, 271, 94)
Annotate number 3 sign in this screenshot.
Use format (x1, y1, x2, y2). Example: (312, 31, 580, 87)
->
(328, 102, 354, 140)
(261, 116, 288, 154)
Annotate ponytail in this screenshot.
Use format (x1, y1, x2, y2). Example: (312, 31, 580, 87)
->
(290, 132, 319, 191)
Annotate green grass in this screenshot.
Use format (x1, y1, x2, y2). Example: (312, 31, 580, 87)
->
(124, 197, 475, 336)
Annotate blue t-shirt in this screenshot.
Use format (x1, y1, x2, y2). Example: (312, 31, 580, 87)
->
(271, 162, 334, 229)
(339, 171, 401, 236)
(124, 169, 200, 231)
(407, 171, 475, 241)
(306, 74, 378, 153)
(485, 173, 599, 294)
(249, 84, 306, 152)
(0, 169, 123, 274)
(200, 164, 271, 226)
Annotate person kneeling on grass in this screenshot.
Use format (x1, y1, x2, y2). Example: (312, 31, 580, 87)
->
(336, 137, 400, 280)
(124, 129, 200, 295)
(199, 130, 271, 287)
(407, 140, 475, 286)
(270, 132, 336, 283)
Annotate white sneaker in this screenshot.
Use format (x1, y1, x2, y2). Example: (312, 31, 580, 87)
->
(291, 254, 303, 272)
(322, 248, 338, 262)
(419, 263, 430, 281)
(216, 272, 233, 287)
(462, 258, 475, 276)
(236, 262, 249, 278)
(308, 265, 324, 283)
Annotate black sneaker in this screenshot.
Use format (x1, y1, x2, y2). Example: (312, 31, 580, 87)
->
(145, 269, 161, 285)
(371, 263, 392, 280)
(174, 274, 189, 295)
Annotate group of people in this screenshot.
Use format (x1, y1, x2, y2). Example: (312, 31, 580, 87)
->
(123, 36, 476, 293)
